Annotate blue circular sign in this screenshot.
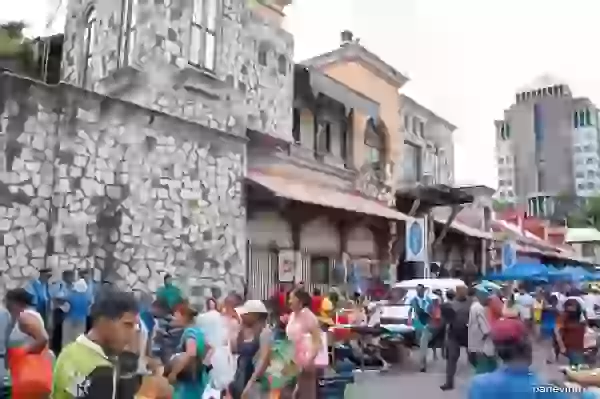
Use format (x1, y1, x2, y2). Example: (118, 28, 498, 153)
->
(408, 220, 424, 256)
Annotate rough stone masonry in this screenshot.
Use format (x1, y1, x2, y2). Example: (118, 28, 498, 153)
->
(0, 72, 247, 306)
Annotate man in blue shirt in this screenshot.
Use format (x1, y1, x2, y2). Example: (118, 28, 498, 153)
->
(25, 268, 52, 326)
(468, 318, 570, 399)
(78, 269, 95, 331)
(411, 284, 432, 372)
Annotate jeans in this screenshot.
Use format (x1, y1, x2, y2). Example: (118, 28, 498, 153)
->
(567, 351, 583, 366)
(417, 328, 432, 369)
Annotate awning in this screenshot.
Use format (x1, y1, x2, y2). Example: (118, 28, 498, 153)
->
(247, 171, 411, 221)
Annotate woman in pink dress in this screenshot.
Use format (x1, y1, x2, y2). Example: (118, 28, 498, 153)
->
(286, 289, 322, 399)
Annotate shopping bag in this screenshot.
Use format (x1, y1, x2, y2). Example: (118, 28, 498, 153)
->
(8, 347, 52, 397)
(202, 385, 222, 399)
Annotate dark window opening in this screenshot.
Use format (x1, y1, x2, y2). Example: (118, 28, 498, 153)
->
(277, 54, 287, 75)
(310, 255, 330, 285)
(258, 42, 268, 66)
(292, 108, 300, 143)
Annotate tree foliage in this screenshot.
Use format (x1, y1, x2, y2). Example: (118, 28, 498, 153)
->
(566, 195, 600, 230)
(0, 21, 36, 76)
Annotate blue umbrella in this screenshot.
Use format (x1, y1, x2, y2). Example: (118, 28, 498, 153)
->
(566, 266, 596, 281)
(547, 265, 574, 281)
(486, 262, 549, 281)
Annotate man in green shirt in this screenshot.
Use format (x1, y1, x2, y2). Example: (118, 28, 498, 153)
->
(52, 289, 139, 399)
(156, 274, 183, 310)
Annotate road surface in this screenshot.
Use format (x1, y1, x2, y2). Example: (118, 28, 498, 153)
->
(347, 346, 564, 399)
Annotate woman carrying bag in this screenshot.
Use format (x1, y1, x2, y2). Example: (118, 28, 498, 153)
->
(6, 288, 52, 399)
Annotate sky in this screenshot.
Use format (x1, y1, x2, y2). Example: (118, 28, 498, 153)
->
(4, 0, 600, 188)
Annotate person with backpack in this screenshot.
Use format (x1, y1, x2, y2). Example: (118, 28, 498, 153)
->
(410, 284, 433, 372)
(441, 285, 474, 391)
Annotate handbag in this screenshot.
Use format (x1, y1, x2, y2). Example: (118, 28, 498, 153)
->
(8, 347, 53, 397)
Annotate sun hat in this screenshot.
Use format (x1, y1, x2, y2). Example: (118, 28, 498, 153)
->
(236, 299, 268, 315)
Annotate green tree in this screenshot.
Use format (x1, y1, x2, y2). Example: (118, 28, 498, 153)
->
(566, 195, 600, 229)
(0, 21, 36, 76)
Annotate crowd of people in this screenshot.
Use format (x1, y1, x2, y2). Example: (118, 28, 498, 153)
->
(406, 280, 600, 397)
(7, 265, 600, 399)
(0, 270, 340, 399)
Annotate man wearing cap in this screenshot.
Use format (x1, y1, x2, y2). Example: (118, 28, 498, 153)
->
(25, 268, 52, 326)
(468, 318, 569, 399)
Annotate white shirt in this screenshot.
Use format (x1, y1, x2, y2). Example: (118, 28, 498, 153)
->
(516, 293, 534, 319)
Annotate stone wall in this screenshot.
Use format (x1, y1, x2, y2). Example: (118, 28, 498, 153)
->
(61, 0, 294, 142)
(0, 72, 246, 304)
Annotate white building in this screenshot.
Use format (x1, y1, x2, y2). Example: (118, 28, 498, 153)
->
(494, 120, 516, 203)
(572, 99, 600, 196)
(399, 95, 456, 188)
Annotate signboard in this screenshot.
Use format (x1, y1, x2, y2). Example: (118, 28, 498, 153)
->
(405, 218, 427, 262)
(501, 241, 516, 271)
(277, 250, 295, 282)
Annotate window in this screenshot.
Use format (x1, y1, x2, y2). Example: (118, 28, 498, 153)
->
(277, 54, 287, 75)
(403, 114, 410, 132)
(576, 172, 585, 178)
(258, 42, 268, 66)
(508, 190, 514, 197)
(119, 0, 137, 67)
(575, 146, 581, 153)
(403, 141, 422, 183)
(578, 183, 585, 190)
(587, 158, 595, 165)
(82, 7, 97, 89)
(588, 170, 595, 178)
(418, 120, 425, 136)
(579, 111, 586, 127)
(190, 0, 218, 70)
(498, 157, 505, 165)
(587, 182, 595, 189)
(315, 121, 331, 153)
(309, 255, 330, 284)
(584, 145, 593, 152)
(292, 108, 300, 143)
(412, 117, 419, 134)
(586, 109, 592, 126)
(574, 111, 579, 128)
(364, 120, 384, 167)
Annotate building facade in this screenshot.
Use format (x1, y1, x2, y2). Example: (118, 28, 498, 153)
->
(572, 99, 600, 196)
(398, 94, 455, 187)
(0, 0, 293, 305)
(494, 74, 600, 220)
(245, 31, 410, 299)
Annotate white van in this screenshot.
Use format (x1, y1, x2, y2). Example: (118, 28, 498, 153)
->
(369, 278, 466, 327)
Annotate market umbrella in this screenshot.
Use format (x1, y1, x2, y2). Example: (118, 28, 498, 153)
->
(564, 266, 596, 281)
(546, 265, 574, 281)
(486, 262, 549, 281)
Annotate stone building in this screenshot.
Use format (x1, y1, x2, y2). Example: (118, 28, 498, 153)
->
(0, 0, 293, 305)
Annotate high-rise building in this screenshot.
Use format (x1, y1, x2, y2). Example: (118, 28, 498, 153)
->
(494, 74, 600, 219)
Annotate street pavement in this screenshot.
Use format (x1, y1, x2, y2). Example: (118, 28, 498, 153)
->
(348, 346, 565, 399)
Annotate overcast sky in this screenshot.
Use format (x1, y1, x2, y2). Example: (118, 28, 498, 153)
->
(4, 0, 600, 188)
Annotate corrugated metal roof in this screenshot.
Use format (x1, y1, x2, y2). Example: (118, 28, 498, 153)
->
(247, 171, 411, 221)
